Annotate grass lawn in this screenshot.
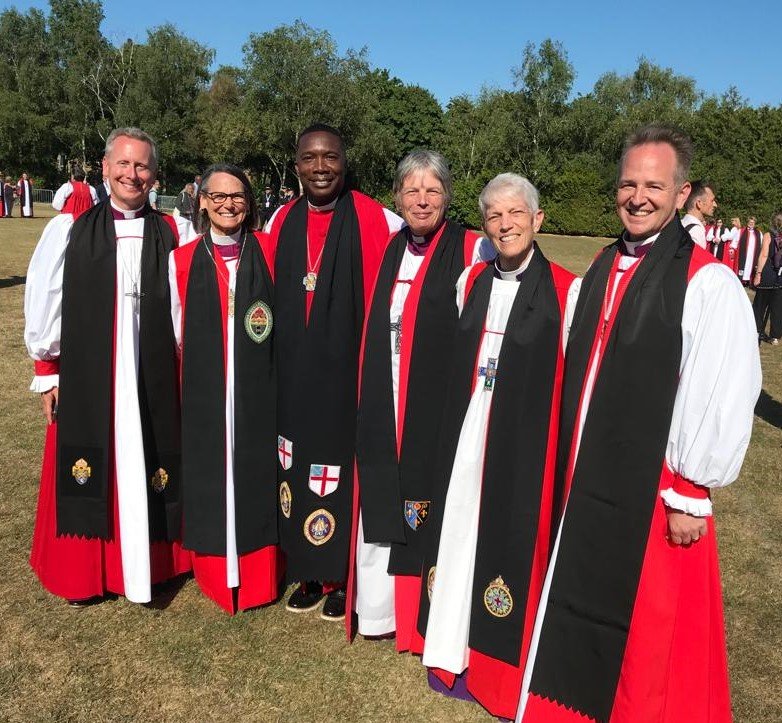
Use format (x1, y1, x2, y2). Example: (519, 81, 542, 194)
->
(1, 213, 779, 722)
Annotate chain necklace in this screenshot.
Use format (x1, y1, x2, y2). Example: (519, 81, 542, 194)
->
(202, 230, 246, 317)
(117, 237, 144, 313)
(303, 233, 326, 292)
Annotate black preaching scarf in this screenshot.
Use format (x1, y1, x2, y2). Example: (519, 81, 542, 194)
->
(415, 247, 561, 666)
(357, 220, 470, 575)
(275, 192, 365, 582)
(57, 202, 181, 541)
(181, 232, 277, 555)
(529, 217, 692, 723)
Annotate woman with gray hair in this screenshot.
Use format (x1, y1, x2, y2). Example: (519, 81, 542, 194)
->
(416, 172, 580, 718)
(349, 149, 494, 649)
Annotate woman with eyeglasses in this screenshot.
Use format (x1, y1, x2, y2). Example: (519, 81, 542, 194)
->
(169, 163, 281, 613)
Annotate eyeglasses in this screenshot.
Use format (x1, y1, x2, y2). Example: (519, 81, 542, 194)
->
(201, 191, 247, 205)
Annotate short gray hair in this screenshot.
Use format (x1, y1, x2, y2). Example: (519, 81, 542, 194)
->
(104, 127, 159, 170)
(479, 173, 540, 218)
(393, 149, 452, 207)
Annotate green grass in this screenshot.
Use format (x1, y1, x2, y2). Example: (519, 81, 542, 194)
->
(0, 218, 779, 722)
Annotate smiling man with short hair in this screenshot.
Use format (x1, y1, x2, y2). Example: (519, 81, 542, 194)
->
(265, 123, 403, 620)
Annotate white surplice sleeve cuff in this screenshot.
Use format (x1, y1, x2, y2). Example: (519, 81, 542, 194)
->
(665, 262, 761, 491)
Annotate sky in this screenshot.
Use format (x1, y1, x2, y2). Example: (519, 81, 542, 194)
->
(10, 0, 782, 108)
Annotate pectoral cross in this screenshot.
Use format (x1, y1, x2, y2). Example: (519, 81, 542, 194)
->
(478, 357, 498, 391)
(390, 318, 402, 354)
(125, 282, 144, 313)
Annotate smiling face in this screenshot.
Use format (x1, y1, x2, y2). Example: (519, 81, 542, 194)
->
(616, 142, 691, 242)
(295, 130, 346, 206)
(200, 171, 247, 236)
(396, 169, 447, 237)
(102, 136, 156, 211)
(482, 190, 544, 271)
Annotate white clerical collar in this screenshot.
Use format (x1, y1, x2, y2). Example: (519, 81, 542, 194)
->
(308, 198, 338, 213)
(211, 229, 243, 245)
(621, 231, 661, 255)
(494, 247, 535, 281)
(110, 200, 145, 220)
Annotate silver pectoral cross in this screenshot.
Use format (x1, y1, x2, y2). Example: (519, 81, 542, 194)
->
(390, 318, 402, 354)
(125, 282, 144, 312)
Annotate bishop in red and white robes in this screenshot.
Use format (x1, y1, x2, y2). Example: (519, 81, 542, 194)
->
(24, 200, 196, 603)
(517, 216, 761, 723)
(170, 228, 282, 613)
(52, 178, 98, 218)
(17, 174, 33, 218)
(349, 217, 494, 649)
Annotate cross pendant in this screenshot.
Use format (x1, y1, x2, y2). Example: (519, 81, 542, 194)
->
(478, 357, 498, 391)
(125, 282, 144, 312)
(390, 318, 402, 354)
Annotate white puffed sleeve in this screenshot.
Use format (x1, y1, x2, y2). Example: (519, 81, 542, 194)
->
(174, 215, 198, 246)
(168, 250, 183, 352)
(562, 276, 582, 353)
(23, 214, 75, 392)
(663, 263, 762, 515)
(455, 265, 473, 316)
(469, 235, 497, 264)
(51, 182, 72, 211)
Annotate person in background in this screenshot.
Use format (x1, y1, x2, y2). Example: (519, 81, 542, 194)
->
(752, 211, 782, 345)
(52, 168, 98, 218)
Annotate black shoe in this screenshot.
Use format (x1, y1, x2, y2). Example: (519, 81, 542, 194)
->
(285, 581, 324, 613)
(320, 587, 346, 621)
(67, 596, 102, 609)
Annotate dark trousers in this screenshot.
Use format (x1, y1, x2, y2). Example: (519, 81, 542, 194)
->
(753, 287, 782, 339)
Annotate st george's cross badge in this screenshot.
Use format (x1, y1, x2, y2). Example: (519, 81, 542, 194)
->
(278, 435, 293, 470)
(308, 464, 340, 497)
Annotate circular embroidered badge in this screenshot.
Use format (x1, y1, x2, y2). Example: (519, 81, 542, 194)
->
(303, 509, 335, 546)
(483, 575, 513, 618)
(72, 458, 91, 485)
(426, 566, 436, 602)
(151, 468, 169, 493)
(244, 300, 273, 343)
(279, 481, 292, 519)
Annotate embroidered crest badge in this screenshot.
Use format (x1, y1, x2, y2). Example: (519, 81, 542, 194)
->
(308, 464, 340, 497)
(277, 435, 293, 470)
(426, 566, 436, 602)
(244, 300, 273, 343)
(404, 500, 431, 530)
(151, 468, 169, 493)
(72, 458, 91, 485)
(483, 575, 513, 618)
(279, 481, 292, 519)
(303, 509, 335, 546)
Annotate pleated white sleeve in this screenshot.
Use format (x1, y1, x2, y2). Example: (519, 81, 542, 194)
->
(168, 251, 183, 352)
(51, 182, 72, 211)
(24, 214, 75, 392)
(174, 215, 198, 245)
(562, 276, 582, 353)
(663, 262, 762, 515)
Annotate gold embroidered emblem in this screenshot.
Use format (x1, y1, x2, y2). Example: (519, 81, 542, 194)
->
(427, 566, 436, 602)
(151, 468, 169, 493)
(483, 575, 513, 618)
(279, 481, 292, 519)
(244, 300, 273, 343)
(72, 458, 91, 485)
(303, 509, 335, 546)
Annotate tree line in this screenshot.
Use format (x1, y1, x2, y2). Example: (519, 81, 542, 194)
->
(2, 0, 780, 236)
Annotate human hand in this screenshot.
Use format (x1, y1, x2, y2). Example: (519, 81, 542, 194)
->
(41, 386, 59, 425)
(666, 510, 707, 545)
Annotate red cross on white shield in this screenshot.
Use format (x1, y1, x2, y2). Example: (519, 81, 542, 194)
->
(308, 464, 340, 497)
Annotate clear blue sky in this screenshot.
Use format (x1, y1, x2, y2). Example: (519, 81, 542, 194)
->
(10, 0, 782, 108)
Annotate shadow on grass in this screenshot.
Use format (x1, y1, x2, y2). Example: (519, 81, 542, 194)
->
(0, 275, 25, 289)
(755, 389, 782, 430)
(146, 572, 191, 610)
